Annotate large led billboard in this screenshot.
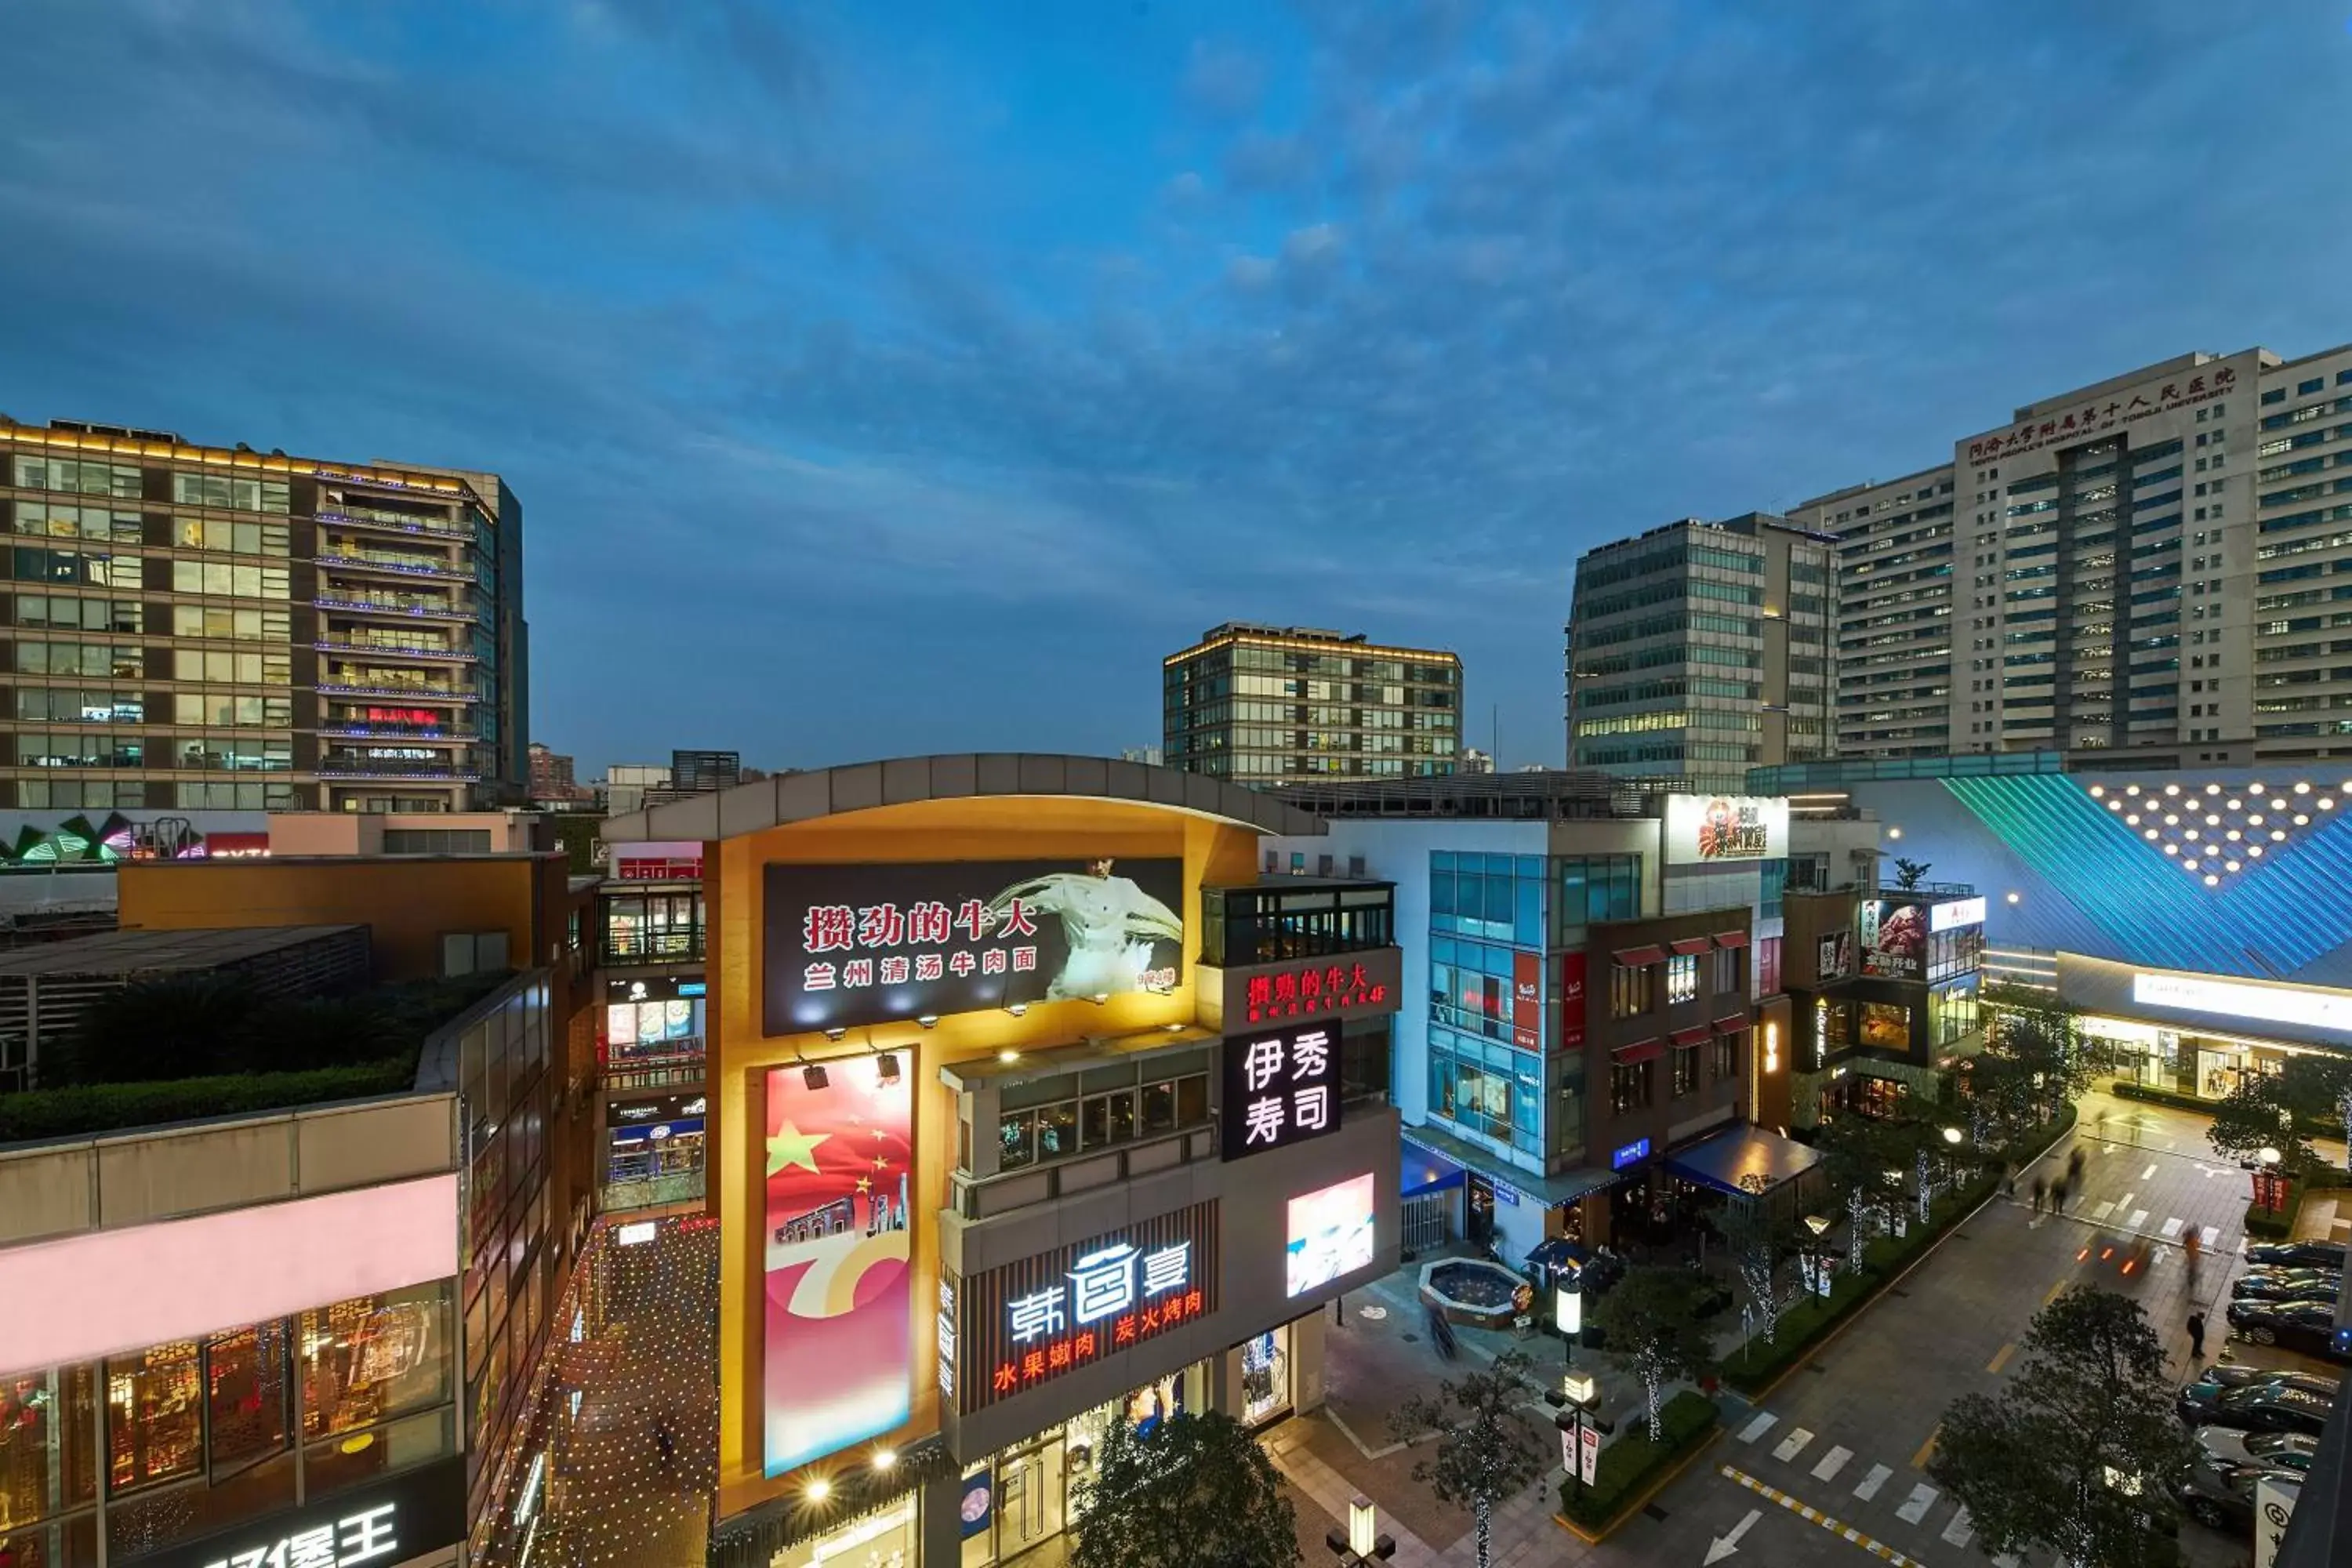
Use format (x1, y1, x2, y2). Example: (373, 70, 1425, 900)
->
(763, 1063, 913, 1475)
(1860, 898, 1926, 979)
(1661, 795, 1789, 866)
(1286, 1173, 1376, 1298)
(765, 858, 1185, 1033)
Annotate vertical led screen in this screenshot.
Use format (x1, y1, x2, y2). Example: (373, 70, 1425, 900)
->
(763, 1063, 913, 1476)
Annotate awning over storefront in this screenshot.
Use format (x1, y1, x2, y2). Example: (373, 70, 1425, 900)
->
(1712, 1014, 1750, 1035)
(1664, 1124, 1825, 1199)
(1612, 1036, 1664, 1064)
(1613, 945, 1667, 967)
(1670, 937, 1713, 956)
(1403, 1142, 1467, 1198)
(1712, 930, 1751, 949)
(1669, 1025, 1712, 1048)
(1403, 1125, 1619, 1209)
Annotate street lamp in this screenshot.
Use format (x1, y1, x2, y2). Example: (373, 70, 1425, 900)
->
(1555, 1277, 1582, 1368)
(1548, 1371, 1609, 1500)
(1941, 1125, 1963, 1145)
(1802, 1213, 1831, 1297)
(1326, 1497, 1396, 1564)
(2255, 1146, 2288, 1214)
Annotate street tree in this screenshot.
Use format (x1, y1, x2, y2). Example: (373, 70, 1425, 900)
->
(1983, 984, 2095, 1121)
(1388, 1348, 1544, 1568)
(1928, 1285, 2193, 1568)
(1891, 856, 1933, 891)
(1711, 1176, 1792, 1345)
(1590, 1266, 1714, 1443)
(2206, 1054, 2352, 1178)
(1812, 1116, 1903, 1271)
(1070, 1411, 1298, 1568)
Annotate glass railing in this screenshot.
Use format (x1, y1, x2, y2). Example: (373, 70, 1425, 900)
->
(318, 549, 475, 581)
(602, 930, 704, 962)
(314, 506, 476, 540)
(316, 592, 475, 619)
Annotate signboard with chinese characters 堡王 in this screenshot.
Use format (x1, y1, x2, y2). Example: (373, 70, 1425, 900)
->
(957, 1202, 1218, 1413)
(135, 1454, 464, 1568)
(765, 858, 1185, 1033)
(1220, 1022, 1341, 1160)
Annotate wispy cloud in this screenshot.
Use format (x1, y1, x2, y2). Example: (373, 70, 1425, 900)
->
(0, 0, 2345, 767)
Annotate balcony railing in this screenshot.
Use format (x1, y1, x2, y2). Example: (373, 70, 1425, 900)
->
(317, 760, 481, 781)
(604, 1051, 706, 1093)
(319, 724, 479, 740)
(318, 551, 477, 583)
(314, 593, 476, 622)
(314, 682, 480, 702)
(314, 639, 477, 662)
(601, 930, 705, 963)
(314, 507, 477, 542)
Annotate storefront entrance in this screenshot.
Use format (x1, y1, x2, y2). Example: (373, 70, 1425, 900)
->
(960, 1362, 1209, 1566)
(776, 1494, 918, 1568)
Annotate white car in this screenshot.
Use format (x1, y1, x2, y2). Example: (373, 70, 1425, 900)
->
(2194, 1428, 2320, 1472)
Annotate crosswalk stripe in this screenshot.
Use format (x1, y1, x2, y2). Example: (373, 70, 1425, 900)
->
(2203, 1225, 2221, 1248)
(2143, 1163, 2158, 1180)
(2118, 1190, 2136, 1212)
(2161, 1216, 2184, 1240)
(1943, 1504, 1975, 1546)
(1853, 1463, 1892, 1501)
(1737, 1410, 1777, 1443)
(2128, 1208, 2150, 1229)
(1896, 1483, 1938, 1524)
(1773, 1427, 1814, 1462)
(2092, 1200, 2117, 1221)
(1813, 1444, 1853, 1481)
(1719, 1466, 1927, 1568)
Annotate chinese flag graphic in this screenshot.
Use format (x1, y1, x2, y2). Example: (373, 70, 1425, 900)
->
(762, 1064, 913, 1475)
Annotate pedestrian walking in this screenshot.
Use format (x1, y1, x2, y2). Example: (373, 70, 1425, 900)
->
(2067, 1148, 2085, 1182)
(2031, 1177, 2045, 1212)
(2187, 1310, 2208, 1361)
(2052, 1177, 2070, 1213)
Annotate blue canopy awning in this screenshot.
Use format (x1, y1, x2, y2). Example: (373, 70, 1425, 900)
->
(1664, 1124, 1824, 1199)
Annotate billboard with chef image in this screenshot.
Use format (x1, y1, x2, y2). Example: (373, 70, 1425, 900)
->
(1286, 1172, 1377, 1297)
(765, 857, 1185, 1033)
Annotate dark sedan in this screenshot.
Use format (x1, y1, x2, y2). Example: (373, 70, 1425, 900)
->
(2176, 1459, 2301, 1532)
(2245, 1240, 2349, 1272)
(2182, 1364, 2339, 1401)
(2231, 1269, 2343, 1303)
(2225, 1299, 2352, 1363)
(2178, 1381, 2336, 1435)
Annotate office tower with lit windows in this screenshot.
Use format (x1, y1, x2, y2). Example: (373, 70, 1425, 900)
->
(1789, 340, 2352, 765)
(0, 415, 526, 814)
(1564, 513, 1836, 791)
(1163, 622, 1463, 786)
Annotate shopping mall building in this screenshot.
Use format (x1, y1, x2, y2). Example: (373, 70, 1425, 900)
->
(1755, 753, 2352, 1102)
(595, 754, 1406, 1568)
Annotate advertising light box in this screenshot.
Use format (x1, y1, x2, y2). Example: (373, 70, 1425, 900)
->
(1860, 898, 1926, 979)
(1221, 1020, 1341, 1160)
(1287, 1173, 1377, 1297)
(762, 1062, 913, 1475)
(1662, 795, 1789, 866)
(765, 858, 1184, 1033)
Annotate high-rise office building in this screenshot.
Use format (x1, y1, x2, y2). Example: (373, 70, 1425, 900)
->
(0, 415, 527, 813)
(1563, 513, 1836, 791)
(1791, 341, 2352, 764)
(1163, 621, 1462, 786)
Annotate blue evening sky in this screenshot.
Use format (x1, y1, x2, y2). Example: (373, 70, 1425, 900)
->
(2, 2, 2347, 771)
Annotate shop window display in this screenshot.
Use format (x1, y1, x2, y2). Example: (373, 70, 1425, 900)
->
(1860, 1003, 1909, 1051)
(1241, 1329, 1291, 1425)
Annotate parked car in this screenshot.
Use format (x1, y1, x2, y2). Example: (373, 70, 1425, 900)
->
(2179, 1380, 2336, 1436)
(2232, 1269, 2344, 1303)
(2178, 1367, 2336, 1420)
(2225, 1298, 2352, 1362)
(2245, 1240, 2349, 1272)
(2194, 1429, 2320, 1473)
(2176, 1459, 2301, 1531)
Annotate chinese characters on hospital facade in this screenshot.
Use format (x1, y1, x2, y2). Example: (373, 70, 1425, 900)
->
(1965, 367, 2234, 464)
(959, 1203, 1219, 1413)
(1220, 1022, 1341, 1161)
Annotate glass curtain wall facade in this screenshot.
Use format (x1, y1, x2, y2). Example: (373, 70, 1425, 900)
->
(0, 422, 525, 815)
(0, 1283, 460, 1568)
(1163, 623, 1462, 787)
(1424, 852, 1639, 1173)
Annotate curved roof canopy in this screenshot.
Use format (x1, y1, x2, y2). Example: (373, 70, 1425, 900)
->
(597, 753, 1328, 843)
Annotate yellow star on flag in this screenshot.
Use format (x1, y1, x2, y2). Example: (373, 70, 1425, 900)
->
(766, 1120, 831, 1176)
(855, 1176, 873, 1193)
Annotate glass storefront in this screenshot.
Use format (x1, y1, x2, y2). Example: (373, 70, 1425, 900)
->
(1240, 1327, 1292, 1427)
(775, 1494, 919, 1568)
(602, 1104, 708, 1211)
(0, 1282, 457, 1568)
(2089, 1015, 2307, 1102)
(960, 1360, 1210, 1566)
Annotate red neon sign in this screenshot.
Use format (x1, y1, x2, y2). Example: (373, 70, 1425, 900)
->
(1244, 961, 1388, 1025)
(986, 1287, 1206, 1397)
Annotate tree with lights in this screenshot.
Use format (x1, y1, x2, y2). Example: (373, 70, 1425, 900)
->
(1590, 1268, 1711, 1444)
(1387, 1348, 1544, 1568)
(1070, 1411, 1298, 1568)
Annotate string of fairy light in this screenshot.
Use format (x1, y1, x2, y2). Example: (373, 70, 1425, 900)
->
(526, 1215, 722, 1568)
